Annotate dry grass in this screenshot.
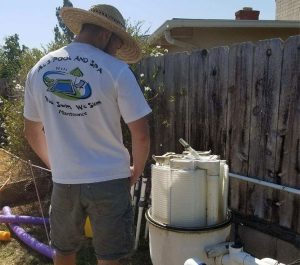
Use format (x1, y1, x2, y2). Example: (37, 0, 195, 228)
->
(0, 149, 152, 265)
(0, 149, 26, 188)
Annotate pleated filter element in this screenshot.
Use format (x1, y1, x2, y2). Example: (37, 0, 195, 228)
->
(151, 165, 170, 224)
(151, 162, 207, 227)
(169, 168, 207, 227)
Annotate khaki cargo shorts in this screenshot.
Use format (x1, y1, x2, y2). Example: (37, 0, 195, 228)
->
(49, 178, 134, 260)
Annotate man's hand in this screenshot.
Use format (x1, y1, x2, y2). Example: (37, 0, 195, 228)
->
(130, 165, 140, 186)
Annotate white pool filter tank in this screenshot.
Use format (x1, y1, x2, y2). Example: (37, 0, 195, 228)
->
(147, 140, 231, 265)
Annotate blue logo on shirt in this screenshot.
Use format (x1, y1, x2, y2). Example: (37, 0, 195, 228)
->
(43, 68, 92, 100)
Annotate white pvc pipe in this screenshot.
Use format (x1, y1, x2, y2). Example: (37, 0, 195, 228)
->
(207, 175, 219, 225)
(130, 185, 134, 201)
(214, 245, 285, 265)
(218, 161, 225, 221)
(205, 241, 232, 258)
(144, 221, 149, 239)
(232, 252, 275, 265)
(215, 253, 265, 265)
(261, 258, 286, 265)
(134, 176, 147, 250)
(223, 165, 229, 220)
(184, 258, 206, 265)
(198, 169, 207, 227)
(229, 172, 300, 196)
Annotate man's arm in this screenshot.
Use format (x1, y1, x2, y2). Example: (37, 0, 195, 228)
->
(24, 118, 50, 169)
(127, 116, 150, 186)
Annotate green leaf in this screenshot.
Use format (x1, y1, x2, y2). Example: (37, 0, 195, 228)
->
(70, 67, 83, 77)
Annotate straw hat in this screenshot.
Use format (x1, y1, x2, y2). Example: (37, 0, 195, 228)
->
(60, 4, 142, 64)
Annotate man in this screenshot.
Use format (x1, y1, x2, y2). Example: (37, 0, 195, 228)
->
(23, 4, 151, 265)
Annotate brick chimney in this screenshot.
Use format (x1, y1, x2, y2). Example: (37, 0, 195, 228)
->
(235, 7, 260, 20)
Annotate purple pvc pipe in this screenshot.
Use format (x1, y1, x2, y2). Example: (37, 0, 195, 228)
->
(2, 206, 55, 259)
(0, 214, 49, 225)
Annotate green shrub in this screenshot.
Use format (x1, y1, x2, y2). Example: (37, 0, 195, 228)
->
(0, 94, 42, 165)
(0, 96, 26, 157)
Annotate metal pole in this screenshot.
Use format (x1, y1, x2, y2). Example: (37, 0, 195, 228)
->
(132, 178, 141, 220)
(229, 172, 300, 196)
(134, 176, 147, 250)
(144, 192, 151, 240)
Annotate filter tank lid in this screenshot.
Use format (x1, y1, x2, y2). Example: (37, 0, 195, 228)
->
(153, 151, 224, 173)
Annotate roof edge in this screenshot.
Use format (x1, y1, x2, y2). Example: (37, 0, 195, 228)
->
(148, 18, 300, 44)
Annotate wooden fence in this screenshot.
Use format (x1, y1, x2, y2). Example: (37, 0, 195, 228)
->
(135, 35, 300, 243)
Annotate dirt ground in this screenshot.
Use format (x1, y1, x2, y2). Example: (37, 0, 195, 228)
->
(0, 149, 152, 265)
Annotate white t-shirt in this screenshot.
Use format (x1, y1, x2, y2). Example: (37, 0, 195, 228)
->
(24, 42, 151, 184)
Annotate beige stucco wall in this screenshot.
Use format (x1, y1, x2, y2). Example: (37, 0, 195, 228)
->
(276, 0, 300, 20)
(158, 27, 300, 53)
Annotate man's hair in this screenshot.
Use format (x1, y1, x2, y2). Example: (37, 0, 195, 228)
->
(80, 23, 104, 34)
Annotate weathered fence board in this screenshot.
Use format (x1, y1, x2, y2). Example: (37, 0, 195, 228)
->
(149, 56, 165, 156)
(163, 52, 190, 153)
(188, 49, 209, 150)
(207, 46, 229, 158)
(276, 36, 300, 233)
(247, 39, 283, 221)
(138, 56, 165, 156)
(226, 42, 254, 215)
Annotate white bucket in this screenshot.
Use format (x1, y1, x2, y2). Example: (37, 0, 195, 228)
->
(146, 209, 231, 265)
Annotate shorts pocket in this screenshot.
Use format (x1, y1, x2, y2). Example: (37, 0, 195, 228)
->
(89, 179, 130, 216)
(51, 183, 74, 211)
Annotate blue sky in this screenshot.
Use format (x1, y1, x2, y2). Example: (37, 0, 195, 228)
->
(0, 0, 276, 49)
